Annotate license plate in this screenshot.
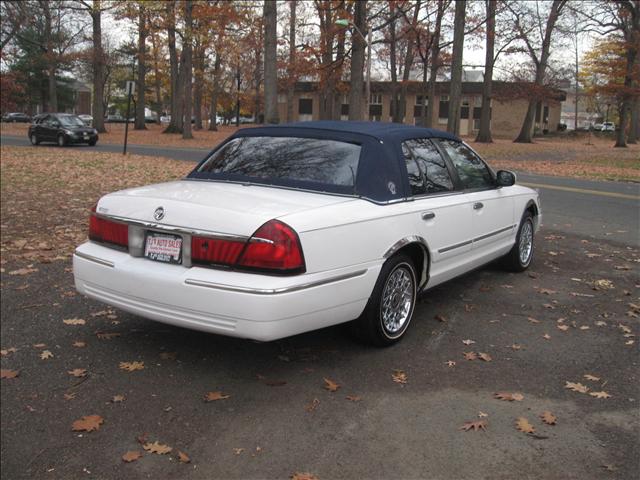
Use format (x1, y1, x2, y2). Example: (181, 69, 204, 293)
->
(83, 133, 89, 139)
(144, 233, 182, 264)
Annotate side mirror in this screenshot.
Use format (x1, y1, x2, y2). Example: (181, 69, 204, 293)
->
(496, 170, 516, 187)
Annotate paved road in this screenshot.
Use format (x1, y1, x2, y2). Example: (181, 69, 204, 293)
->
(2, 134, 638, 245)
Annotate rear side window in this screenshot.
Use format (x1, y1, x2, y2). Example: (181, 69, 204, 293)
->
(196, 136, 361, 188)
(439, 140, 494, 190)
(404, 138, 453, 194)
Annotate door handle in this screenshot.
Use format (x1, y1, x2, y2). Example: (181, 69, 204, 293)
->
(421, 212, 436, 220)
(473, 202, 484, 210)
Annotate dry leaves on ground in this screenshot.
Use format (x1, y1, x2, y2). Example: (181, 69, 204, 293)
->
(68, 369, 87, 378)
(540, 411, 557, 425)
(143, 441, 172, 455)
(204, 391, 230, 402)
(494, 392, 524, 402)
(460, 420, 487, 432)
(323, 378, 340, 392)
(392, 370, 408, 384)
(119, 361, 144, 372)
(305, 398, 320, 412)
(515, 417, 535, 434)
(63, 318, 86, 326)
(463, 352, 478, 361)
(177, 451, 191, 463)
(478, 352, 492, 362)
(291, 473, 319, 480)
(96, 332, 121, 340)
(0, 369, 19, 379)
(565, 381, 589, 394)
(122, 451, 143, 463)
(589, 391, 612, 399)
(584, 374, 601, 381)
(112, 395, 125, 403)
(72, 415, 104, 432)
(462, 339, 476, 345)
(40, 350, 53, 360)
(72, 341, 87, 348)
(0, 347, 17, 356)
(346, 395, 361, 402)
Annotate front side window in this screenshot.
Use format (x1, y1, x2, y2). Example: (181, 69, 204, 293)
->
(404, 139, 453, 194)
(195, 136, 361, 189)
(439, 140, 494, 190)
(58, 115, 85, 127)
(402, 143, 426, 195)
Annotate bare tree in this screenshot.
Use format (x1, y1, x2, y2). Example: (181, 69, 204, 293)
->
(476, 0, 496, 143)
(348, 0, 366, 120)
(286, 0, 298, 122)
(135, 2, 147, 130)
(264, 0, 279, 124)
(447, 0, 466, 135)
(509, 0, 567, 143)
(182, 0, 193, 139)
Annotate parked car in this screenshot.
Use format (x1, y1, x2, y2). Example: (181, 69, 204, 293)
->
(231, 116, 255, 124)
(160, 115, 171, 124)
(78, 114, 93, 126)
(600, 122, 615, 132)
(2, 112, 31, 123)
(592, 123, 604, 131)
(28, 113, 99, 146)
(73, 121, 540, 346)
(105, 114, 125, 123)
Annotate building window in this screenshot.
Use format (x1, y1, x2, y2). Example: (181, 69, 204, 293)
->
(438, 96, 449, 119)
(370, 93, 382, 105)
(369, 104, 382, 121)
(389, 99, 406, 121)
(298, 98, 313, 115)
(341, 104, 349, 116)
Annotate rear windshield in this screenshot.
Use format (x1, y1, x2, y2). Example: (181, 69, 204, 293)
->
(193, 136, 361, 190)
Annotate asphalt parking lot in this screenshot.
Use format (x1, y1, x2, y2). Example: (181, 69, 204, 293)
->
(1, 226, 638, 480)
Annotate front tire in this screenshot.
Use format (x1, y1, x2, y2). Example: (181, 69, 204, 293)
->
(29, 133, 40, 145)
(88, 139, 97, 146)
(57, 134, 67, 147)
(352, 254, 417, 346)
(503, 211, 535, 272)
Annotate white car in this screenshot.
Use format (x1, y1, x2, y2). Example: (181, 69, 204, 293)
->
(73, 121, 540, 346)
(601, 122, 615, 132)
(78, 114, 93, 126)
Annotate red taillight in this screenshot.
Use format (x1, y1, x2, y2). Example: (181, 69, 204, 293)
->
(237, 220, 305, 273)
(89, 206, 128, 248)
(191, 237, 245, 266)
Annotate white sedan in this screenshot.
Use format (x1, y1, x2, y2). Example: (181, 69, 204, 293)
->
(73, 121, 540, 346)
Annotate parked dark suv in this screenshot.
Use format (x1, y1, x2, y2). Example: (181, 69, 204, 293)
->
(28, 113, 99, 146)
(2, 112, 31, 123)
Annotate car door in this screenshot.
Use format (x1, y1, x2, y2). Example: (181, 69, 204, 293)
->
(437, 139, 515, 261)
(35, 115, 50, 140)
(401, 139, 474, 287)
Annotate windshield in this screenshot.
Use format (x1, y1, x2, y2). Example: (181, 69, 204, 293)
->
(58, 115, 85, 127)
(194, 136, 361, 189)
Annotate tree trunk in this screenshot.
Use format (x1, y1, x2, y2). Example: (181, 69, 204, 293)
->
(629, 96, 639, 144)
(389, 7, 399, 123)
(193, 39, 203, 130)
(91, 0, 106, 133)
(514, 0, 564, 143)
(264, 0, 279, 124)
(151, 34, 162, 122)
(42, 1, 57, 112)
(208, 53, 221, 131)
(420, 61, 428, 126)
(348, 0, 366, 120)
(475, 0, 495, 143)
(182, 0, 193, 139)
(135, 3, 147, 130)
(425, 0, 444, 128)
(447, 0, 465, 135)
(398, 1, 420, 124)
(332, 21, 346, 120)
(164, 1, 182, 133)
(286, 0, 297, 122)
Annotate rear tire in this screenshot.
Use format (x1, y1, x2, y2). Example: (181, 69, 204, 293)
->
(351, 253, 417, 347)
(57, 134, 67, 147)
(502, 211, 535, 272)
(29, 134, 40, 145)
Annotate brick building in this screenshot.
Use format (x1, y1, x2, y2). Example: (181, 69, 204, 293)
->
(277, 80, 566, 138)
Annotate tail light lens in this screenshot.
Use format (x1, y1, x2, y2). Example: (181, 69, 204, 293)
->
(237, 220, 305, 274)
(89, 206, 128, 248)
(192, 219, 305, 274)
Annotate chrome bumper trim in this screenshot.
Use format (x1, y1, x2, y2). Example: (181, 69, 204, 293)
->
(185, 269, 368, 295)
(74, 251, 115, 268)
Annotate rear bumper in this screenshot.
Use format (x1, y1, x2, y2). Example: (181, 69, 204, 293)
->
(73, 242, 380, 341)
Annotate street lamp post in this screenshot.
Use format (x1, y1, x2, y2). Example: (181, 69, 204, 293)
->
(336, 19, 371, 121)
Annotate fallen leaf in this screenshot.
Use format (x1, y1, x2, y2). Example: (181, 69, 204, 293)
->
(516, 417, 535, 434)
(478, 352, 492, 362)
(346, 395, 361, 402)
(557, 324, 570, 331)
(589, 391, 612, 399)
(40, 350, 53, 360)
(96, 332, 121, 340)
(625, 340, 635, 345)
(112, 395, 125, 403)
(527, 316, 540, 324)
(592, 279, 614, 290)
(619, 324, 632, 334)
(122, 451, 142, 463)
(177, 451, 190, 463)
(305, 398, 320, 412)
(8, 268, 38, 276)
(323, 378, 340, 392)
(233, 448, 244, 455)
(542, 333, 551, 340)
(72, 341, 86, 348)
(291, 473, 318, 480)
(64, 392, 76, 400)
(434, 314, 447, 322)
(143, 441, 172, 455)
(539, 288, 556, 295)
(494, 392, 524, 402)
(204, 391, 230, 402)
(565, 381, 589, 394)
(595, 321, 607, 327)
(63, 318, 86, 326)
(33, 343, 46, 349)
(478, 411, 488, 418)
(159, 351, 177, 360)
(0, 347, 17, 356)
(460, 420, 487, 431)
(0, 369, 19, 379)
(90, 310, 110, 317)
(579, 325, 590, 330)
(392, 370, 408, 384)
(463, 352, 477, 361)
(583, 374, 600, 381)
(119, 361, 144, 372)
(540, 411, 557, 425)
(72, 415, 104, 432)
(445, 360, 456, 367)
(462, 339, 476, 345)
(68, 369, 87, 378)
(509, 344, 523, 350)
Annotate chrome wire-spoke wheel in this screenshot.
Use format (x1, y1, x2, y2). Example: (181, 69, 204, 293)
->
(380, 265, 415, 337)
(519, 220, 533, 265)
